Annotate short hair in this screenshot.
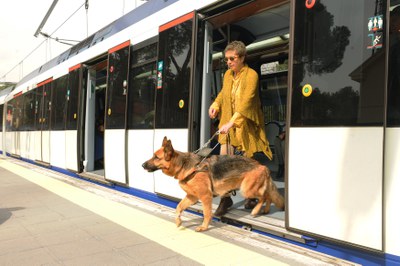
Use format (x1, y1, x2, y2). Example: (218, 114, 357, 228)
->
(224, 41, 247, 60)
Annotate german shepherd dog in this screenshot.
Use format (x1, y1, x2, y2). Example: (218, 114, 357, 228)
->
(142, 137, 285, 232)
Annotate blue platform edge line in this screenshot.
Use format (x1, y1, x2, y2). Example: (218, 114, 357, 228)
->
(5, 155, 400, 266)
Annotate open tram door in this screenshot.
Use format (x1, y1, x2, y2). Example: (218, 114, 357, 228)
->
(287, 0, 385, 251)
(103, 41, 130, 184)
(66, 64, 87, 172)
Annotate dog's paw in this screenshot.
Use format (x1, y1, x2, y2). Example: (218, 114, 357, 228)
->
(195, 226, 208, 232)
(175, 217, 182, 228)
(250, 209, 261, 217)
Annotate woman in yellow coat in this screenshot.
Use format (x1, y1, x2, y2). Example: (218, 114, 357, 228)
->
(209, 41, 272, 216)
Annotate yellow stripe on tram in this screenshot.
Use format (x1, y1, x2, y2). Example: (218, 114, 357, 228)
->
(0, 160, 288, 266)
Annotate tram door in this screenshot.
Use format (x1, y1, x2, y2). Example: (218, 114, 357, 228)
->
(153, 12, 202, 198)
(104, 41, 130, 184)
(34, 79, 52, 164)
(65, 64, 87, 172)
(288, 0, 385, 250)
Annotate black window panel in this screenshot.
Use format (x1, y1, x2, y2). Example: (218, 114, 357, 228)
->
(35, 86, 44, 131)
(6, 101, 13, 131)
(66, 69, 80, 130)
(22, 90, 35, 131)
(0, 104, 3, 132)
(12, 96, 23, 131)
(128, 43, 157, 129)
(291, 0, 386, 127)
(131, 42, 158, 65)
(41, 83, 52, 131)
(51, 75, 68, 130)
(155, 20, 193, 128)
(387, 2, 400, 126)
(106, 46, 129, 129)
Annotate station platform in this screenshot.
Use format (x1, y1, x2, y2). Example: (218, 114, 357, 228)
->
(0, 157, 359, 265)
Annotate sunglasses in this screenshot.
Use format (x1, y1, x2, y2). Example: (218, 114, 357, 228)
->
(224, 55, 239, 62)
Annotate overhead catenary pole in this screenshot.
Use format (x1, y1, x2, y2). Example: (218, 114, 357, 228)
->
(34, 0, 59, 37)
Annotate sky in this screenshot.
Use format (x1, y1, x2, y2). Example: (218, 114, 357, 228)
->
(0, 0, 146, 83)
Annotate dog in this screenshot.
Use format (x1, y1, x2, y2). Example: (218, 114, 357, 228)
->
(142, 136, 285, 232)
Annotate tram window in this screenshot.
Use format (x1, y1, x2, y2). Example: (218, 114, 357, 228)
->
(35, 86, 44, 131)
(22, 90, 35, 131)
(387, 4, 400, 126)
(41, 83, 52, 131)
(291, 0, 385, 126)
(6, 101, 13, 131)
(51, 75, 68, 130)
(128, 42, 157, 129)
(66, 70, 80, 130)
(260, 67, 288, 123)
(106, 46, 129, 129)
(13, 95, 23, 131)
(155, 19, 193, 129)
(0, 104, 3, 132)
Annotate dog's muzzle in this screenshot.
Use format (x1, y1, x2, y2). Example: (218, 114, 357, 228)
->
(142, 161, 158, 172)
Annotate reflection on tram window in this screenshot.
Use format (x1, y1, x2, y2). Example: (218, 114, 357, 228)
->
(291, 0, 385, 126)
(51, 75, 68, 130)
(22, 90, 35, 131)
(388, 5, 400, 126)
(155, 20, 193, 129)
(128, 42, 157, 129)
(106, 46, 130, 130)
(0, 105, 3, 132)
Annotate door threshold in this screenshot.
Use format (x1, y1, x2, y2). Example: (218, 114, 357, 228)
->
(79, 171, 112, 186)
(35, 160, 51, 168)
(188, 202, 306, 244)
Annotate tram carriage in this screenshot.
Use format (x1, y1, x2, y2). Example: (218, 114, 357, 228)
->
(1, 0, 400, 264)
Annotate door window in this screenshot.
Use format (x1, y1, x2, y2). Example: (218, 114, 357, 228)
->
(291, 0, 386, 126)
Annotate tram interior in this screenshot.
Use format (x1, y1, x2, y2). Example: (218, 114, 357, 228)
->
(94, 70, 106, 173)
(206, 3, 289, 222)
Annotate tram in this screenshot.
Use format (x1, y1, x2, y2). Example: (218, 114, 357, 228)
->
(1, 0, 399, 264)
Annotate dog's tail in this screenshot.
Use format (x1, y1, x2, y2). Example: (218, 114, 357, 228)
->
(268, 178, 285, 210)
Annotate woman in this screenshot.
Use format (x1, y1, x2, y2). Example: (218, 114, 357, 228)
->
(209, 41, 273, 216)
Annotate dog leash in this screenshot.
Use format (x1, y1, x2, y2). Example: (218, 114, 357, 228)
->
(193, 130, 227, 157)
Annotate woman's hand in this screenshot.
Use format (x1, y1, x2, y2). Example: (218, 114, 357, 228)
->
(219, 121, 234, 134)
(209, 107, 218, 119)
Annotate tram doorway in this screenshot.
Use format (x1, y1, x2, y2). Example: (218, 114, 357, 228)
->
(199, 1, 289, 221)
(82, 60, 107, 177)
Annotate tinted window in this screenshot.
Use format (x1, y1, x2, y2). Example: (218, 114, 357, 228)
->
(22, 90, 35, 131)
(42, 83, 52, 130)
(66, 69, 80, 130)
(291, 0, 386, 126)
(155, 19, 193, 128)
(13, 95, 23, 131)
(106, 46, 129, 129)
(35, 86, 44, 130)
(52, 76, 68, 130)
(387, 3, 400, 126)
(0, 104, 3, 132)
(128, 42, 157, 129)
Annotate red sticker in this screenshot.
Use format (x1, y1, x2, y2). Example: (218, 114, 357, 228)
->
(305, 0, 316, 9)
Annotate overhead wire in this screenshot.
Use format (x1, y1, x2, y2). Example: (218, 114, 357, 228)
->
(1, 1, 86, 82)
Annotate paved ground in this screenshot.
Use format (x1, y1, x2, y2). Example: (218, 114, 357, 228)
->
(0, 157, 358, 265)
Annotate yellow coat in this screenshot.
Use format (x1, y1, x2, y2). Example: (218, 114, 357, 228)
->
(211, 65, 272, 159)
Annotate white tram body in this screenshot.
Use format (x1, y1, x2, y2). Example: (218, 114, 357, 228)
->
(1, 0, 399, 264)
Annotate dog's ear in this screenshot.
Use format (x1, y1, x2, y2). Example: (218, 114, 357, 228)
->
(164, 140, 174, 161)
(162, 136, 168, 147)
